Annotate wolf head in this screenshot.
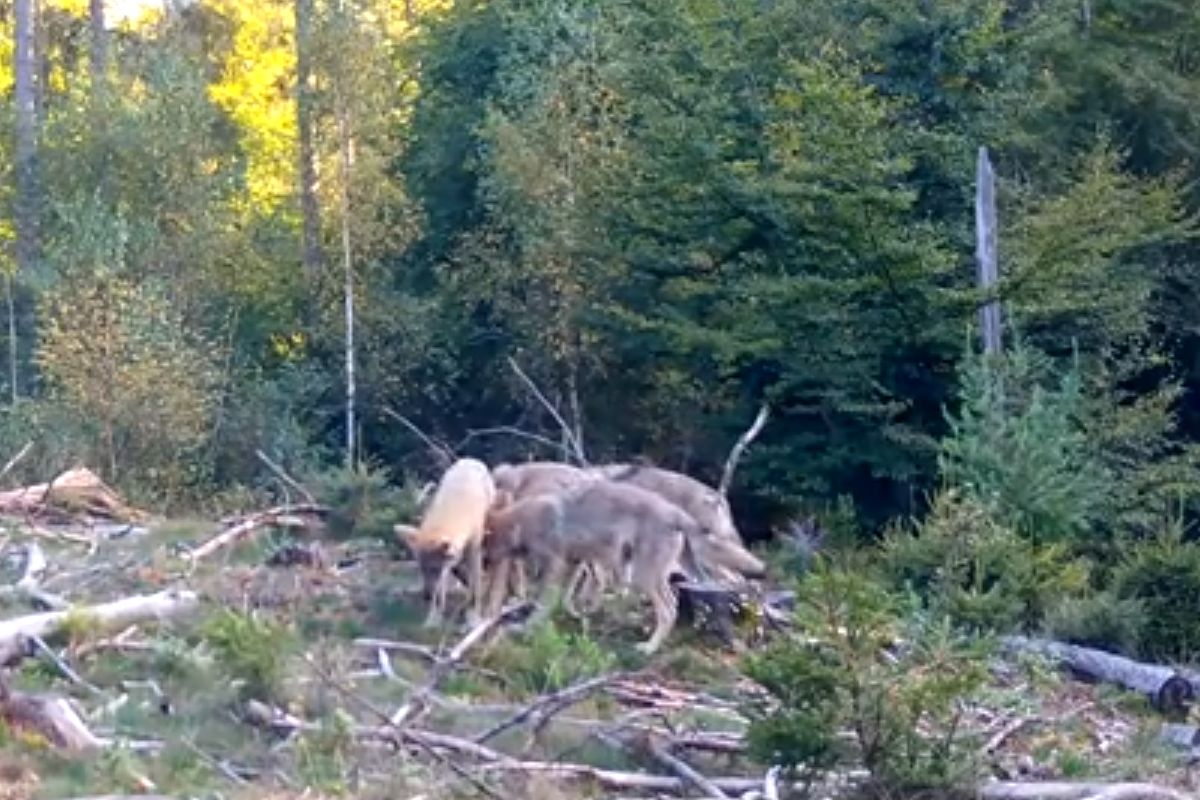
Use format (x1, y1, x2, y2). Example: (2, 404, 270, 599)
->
(395, 523, 453, 601)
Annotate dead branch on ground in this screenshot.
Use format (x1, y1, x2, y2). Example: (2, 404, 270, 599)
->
(644, 735, 731, 800)
(0, 675, 105, 750)
(389, 600, 534, 728)
(475, 671, 627, 745)
(718, 403, 769, 497)
(185, 504, 328, 562)
(0, 588, 199, 654)
(0, 467, 148, 524)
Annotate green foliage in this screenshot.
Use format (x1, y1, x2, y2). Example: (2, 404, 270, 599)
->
(303, 460, 418, 542)
(294, 709, 356, 795)
(1042, 592, 1148, 656)
(484, 618, 616, 697)
(200, 608, 296, 703)
(880, 489, 1090, 633)
(36, 273, 221, 502)
(939, 335, 1109, 544)
(744, 561, 988, 793)
(1111, 521, 1200, 662)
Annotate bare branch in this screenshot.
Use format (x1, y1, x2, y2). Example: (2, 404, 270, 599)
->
(456, 427, 574, 460)
(646, 737, 730, 800)
(506, 356, 587, 466)
(185, 504, 328, 563)
(382, 406, 455, 468)
(0, 442, 32, 485)
(254, 450, 316, 504)
(475, 672, 626, 745)
(390, 601, 533, 729)
(719, 403, 770, 497)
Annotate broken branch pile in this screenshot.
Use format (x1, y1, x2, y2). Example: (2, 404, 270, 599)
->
(0, 467, 148, 525)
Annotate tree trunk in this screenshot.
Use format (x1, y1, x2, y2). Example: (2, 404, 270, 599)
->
(13, 0, 40, 279)
(295, 0, 322, 277)
(89, 0, 106, 88)
(335, 69, 356, 467)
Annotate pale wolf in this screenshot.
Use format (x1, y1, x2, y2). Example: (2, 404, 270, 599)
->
(394, 457, 496, 627)
(482, 480, 701, 654)
(592, 463, 765, 584)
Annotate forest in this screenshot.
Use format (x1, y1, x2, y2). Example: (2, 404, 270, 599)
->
(0, 0, 1198, 798)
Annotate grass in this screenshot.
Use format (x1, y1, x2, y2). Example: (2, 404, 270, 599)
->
(0, 519, 1192, 799)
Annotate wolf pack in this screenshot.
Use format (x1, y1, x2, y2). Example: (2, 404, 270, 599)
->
(393, 458, 768, 655)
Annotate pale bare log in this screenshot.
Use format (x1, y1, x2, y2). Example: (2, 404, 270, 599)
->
(0, 589, 199, 653)
(718, 403, 770, 497)
(186, 504, 328, 562)
(978, 782, 1191, 800)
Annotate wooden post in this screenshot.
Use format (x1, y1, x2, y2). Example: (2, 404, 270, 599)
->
(975, 146, 1002, 355)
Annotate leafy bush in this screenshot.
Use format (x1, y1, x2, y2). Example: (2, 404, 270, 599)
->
(36, 273, 221, 504)
(1110, 521, 1200, 662)
(1042, 592, 1147, 655)
(744, 561, 988, 794)
(200, 608, 296, 703)
(880, 489, 1090, 633)
(484, 618, 616, 697)
(939, 336, 1109, 545)
(303, 460, 419, 542)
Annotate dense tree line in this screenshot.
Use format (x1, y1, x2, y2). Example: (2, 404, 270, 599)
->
(1, 0, 1198, 539)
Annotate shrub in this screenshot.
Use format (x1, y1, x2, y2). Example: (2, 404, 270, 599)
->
(36, 273, 221, 504)
(744, 561, 988, 795)
(939, 336, 1109, 545)
(303, 460, 419, 542)
(1042, 592, 1147, 655)
(200, 608, 296, 703)
(1110, 520, 1200, 662)
(880, 489, 1090, 634)
(484, 618, 616, 697)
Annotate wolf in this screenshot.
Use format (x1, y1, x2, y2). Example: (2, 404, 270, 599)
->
(590, 464, 765, 584)
(481, 479, 702, 655)
(489, 460, 609, 613)
(394, 457, 496, 627)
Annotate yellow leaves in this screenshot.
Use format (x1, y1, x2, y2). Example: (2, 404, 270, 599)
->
(270, 330, 307, 361)
(207, 0, 298, 215)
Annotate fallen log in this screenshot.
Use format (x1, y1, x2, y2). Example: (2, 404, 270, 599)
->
(1001, 636, 1194, 717)
(977, 781, 1192, 800)
(0, 676, 104, 751)
(0, 589, 199, 654)
(186, 504, 328, 562)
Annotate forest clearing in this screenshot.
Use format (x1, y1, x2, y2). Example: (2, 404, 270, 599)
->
(4, 0, 1200, 798)
(0, 459, 1192, 800)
